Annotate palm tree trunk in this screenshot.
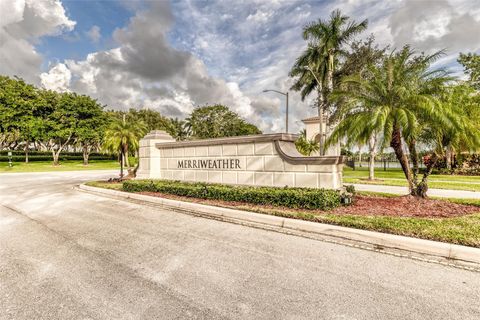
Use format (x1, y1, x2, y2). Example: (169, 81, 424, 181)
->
(445, 144, 453, 171)
(390, 126, 415, 194)
(327, 53, 334, 92)
(317, 87, 325, 155)
(368, 134, 377, 180)
(24, 141, 29, 163)
(82, 144, 90, 165)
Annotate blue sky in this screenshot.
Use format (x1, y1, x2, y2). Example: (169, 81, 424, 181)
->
(1, 0, 479, 133)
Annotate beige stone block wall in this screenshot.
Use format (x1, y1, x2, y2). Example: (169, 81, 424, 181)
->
(138, 133, 343, 189)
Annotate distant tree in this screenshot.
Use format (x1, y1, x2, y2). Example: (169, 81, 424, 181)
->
(103, 115, 147, 178)
(458, 52, 480, 90)
(0, 76, 43, 161)
(125, 108, 171, 132)
(39, 91, 81, 166)
(186, 104, 261, 139)
(74, 95, 107, 165)
(166, 118, 191, 141)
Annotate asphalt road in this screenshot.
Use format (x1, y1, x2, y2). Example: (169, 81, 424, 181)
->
(1, 171, 479, 319)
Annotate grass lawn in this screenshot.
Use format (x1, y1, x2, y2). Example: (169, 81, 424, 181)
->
(86, 180, 480, 247)
(343, 167, 480, 192)
(0, 160, 121, 173)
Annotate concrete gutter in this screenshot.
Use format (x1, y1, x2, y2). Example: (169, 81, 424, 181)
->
(78, 184, 480, 267)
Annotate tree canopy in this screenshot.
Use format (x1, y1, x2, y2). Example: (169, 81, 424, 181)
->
(186, 104, 261, 139)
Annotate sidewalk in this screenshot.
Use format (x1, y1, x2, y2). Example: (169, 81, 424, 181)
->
(353, 184, 480, 199)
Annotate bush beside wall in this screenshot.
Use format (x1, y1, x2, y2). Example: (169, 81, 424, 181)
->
(123, 179, 343, 210)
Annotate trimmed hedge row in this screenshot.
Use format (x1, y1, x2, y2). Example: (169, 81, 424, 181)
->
(0, 152, 116, 162)
(123, 179, 343, 210)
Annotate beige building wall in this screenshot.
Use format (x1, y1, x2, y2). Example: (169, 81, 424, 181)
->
(137, 131, 344, 189)
(303, 116, 341, 156)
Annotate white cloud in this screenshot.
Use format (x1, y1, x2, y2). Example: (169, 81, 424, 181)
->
(0, 0, 75, 84)
(40, 63, 71, 92)
(86, 25, 101, 43)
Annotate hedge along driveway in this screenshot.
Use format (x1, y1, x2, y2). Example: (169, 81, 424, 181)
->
(123, 180, 343, 210)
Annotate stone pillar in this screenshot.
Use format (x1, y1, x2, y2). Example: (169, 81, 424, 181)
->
(136, 130, 175, 179)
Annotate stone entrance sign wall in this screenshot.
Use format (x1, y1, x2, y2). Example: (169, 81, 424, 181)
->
(136, 130, 345, 189)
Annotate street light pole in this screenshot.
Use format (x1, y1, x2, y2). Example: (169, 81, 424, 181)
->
(262, 89, 289, 133)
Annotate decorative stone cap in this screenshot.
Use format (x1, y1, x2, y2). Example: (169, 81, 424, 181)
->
(155, 133, 298, 148)
(142, 130, 175, 141)
(155, 133, 345, 165)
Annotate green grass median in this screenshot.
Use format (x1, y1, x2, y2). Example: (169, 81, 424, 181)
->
(343, 167, 480, 192)
(0, 160, 120, 173)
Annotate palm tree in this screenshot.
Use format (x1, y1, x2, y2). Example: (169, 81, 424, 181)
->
(290, 9, 367, 154)
(302, 9, 368, 95)
(295, 129, 320, 156)
(103, 115, 146, 179)
(326, 47, 469, 197)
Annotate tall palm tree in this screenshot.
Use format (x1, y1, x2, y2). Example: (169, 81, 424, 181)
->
(103, 115, 146, 178)
(302, 9, 368, 95)
(326, 47, 469, 197)
(290, 9, 367, 154)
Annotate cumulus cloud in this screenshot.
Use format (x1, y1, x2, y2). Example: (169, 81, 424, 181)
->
(86, 25, 101, 43)
(0, 0, 75, 84)
(41, 1, 258, 127)
(389, 0, 480, 56)
(40, 63, 71, 92)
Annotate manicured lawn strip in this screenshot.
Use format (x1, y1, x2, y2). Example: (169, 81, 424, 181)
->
(87, 181, 480, 247)
(86, 180, 123, 190)
(0, 160, 120, 173)
(240, 206, 480, 247)
(344, 177, 480, 192)
(343, 167, 480, 191)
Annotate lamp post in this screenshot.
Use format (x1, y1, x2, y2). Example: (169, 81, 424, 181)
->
(303, 66, 325, 155)
(262, 89, 289, 133)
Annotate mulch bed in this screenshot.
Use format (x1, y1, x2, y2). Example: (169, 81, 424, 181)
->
(138, 192, 479, 218)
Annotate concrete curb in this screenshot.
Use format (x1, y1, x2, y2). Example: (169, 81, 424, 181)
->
(78, 184, 480, 266)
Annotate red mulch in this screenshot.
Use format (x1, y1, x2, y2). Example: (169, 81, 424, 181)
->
(138, 192, 479, 218)
(331, 195, 478, 218)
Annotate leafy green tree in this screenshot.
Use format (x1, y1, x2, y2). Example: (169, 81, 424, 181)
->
(125, 108, 171, 132)
(103, 115, 147, 178)
(39, 91, 80, 166)
(166, 118, 191, 141)
(326, 47, 470, 197)
(458, 52, 480, 89)
(295, 129, 320, 156)
(438, 84, 480, 170)
(0, 76, 43, 161)
(74, 95, 107, 165)
(186, 104, 261, 139)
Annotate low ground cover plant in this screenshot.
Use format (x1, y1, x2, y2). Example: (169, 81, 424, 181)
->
(123, 179, 344, 210)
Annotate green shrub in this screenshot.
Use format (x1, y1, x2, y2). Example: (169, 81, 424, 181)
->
(123, 179, 343, 210)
